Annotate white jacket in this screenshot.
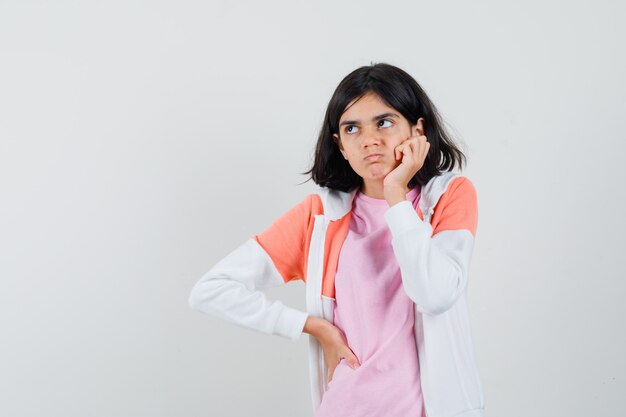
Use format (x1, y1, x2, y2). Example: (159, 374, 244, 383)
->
(189, 170, 485, 417)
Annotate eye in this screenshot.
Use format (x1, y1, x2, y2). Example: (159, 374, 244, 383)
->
(378, 119, 393, 128)
(345, 125, 359, 134)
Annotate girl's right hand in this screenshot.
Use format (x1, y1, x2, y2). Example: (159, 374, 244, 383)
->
(303, 316, 360, 384)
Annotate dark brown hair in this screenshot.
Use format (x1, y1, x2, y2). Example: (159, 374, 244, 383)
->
(301, 63, 466, 192)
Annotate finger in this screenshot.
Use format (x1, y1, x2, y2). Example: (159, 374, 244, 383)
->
(404, 136, 421, 153)
(347, 355, 360, 370)
(398, 145, 409, 161)
(420, 140, 430, 158)
(396, 145, 405, 161)
(344, 350, 360, 369)
(411, 136, 425, 150)
(401, 141, 414, 160)
(416, 141, 429, 165)
(396, 143, 406, 161)
(396, 140, 412, 160)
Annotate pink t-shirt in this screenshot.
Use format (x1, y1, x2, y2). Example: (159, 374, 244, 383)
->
(314, 186, 426, 417)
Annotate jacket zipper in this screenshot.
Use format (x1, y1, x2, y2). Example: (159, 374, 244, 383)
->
(309, 214, 329, 395)
(314, 216, 328, 319)
(417, 205, 436, 417)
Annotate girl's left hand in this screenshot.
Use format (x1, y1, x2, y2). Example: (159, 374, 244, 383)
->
(383, 130, 430, 193)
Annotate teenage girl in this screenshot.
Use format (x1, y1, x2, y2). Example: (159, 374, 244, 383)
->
(189, 63, 484, 417)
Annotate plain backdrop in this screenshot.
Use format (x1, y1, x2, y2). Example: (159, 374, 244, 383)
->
(1, 1, 624, 416)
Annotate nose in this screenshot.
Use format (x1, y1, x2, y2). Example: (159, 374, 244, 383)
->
(361, 125, 381, 148)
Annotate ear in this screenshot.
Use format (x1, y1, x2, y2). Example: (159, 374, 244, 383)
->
(414, 117, 425, 136)
(333, 133, 349, 160)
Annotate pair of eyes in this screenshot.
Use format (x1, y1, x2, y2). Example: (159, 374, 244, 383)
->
(343, 119, 393, 135)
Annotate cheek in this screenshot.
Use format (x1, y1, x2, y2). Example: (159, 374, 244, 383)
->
(387, 128, 411, 147)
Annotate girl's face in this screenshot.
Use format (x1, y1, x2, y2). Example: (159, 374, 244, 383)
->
(333, 91, 423, 192)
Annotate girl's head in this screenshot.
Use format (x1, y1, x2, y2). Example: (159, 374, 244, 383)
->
(304, 63, 466, 192)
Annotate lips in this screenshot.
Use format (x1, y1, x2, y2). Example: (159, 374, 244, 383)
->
(364, 154, 383, 161)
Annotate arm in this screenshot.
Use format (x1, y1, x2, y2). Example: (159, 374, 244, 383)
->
(383, 176, 478, 315)
(188, 237, 309, 341)
(189, 194, 320, 341)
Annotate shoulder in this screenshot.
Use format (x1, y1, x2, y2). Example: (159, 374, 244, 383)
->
(430, 174, 478, 236)
(267, 193, 324, 228)
(446, 175, 477, 200)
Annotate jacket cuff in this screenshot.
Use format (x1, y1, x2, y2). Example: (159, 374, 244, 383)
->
(274, 304, 309, 342)
(384, 200, 431, 238)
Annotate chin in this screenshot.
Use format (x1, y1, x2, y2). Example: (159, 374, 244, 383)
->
(362, 171, 388, 181)
(355, 163, 393, 181)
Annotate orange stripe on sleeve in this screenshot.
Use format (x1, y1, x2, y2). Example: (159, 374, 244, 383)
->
(430, 176, 478, 237)
(252, 194, 324, 283)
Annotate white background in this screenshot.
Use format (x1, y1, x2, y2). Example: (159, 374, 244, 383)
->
(1, 1, 624, 416)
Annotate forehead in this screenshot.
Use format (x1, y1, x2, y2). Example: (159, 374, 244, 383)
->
(340, 92, 398, 121)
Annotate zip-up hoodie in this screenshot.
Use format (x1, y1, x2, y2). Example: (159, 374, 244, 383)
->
(189, 170, 485, 417)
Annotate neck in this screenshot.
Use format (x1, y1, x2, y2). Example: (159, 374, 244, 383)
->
(360, 180, 386, 199)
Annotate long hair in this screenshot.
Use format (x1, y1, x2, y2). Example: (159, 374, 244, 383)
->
(301, 63, 466, 192)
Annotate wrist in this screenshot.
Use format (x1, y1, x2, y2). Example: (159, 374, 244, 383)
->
(384, 184, 409, 207)
(303, 316, 331, 339)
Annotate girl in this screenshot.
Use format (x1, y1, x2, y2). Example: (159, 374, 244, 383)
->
(189, 63, 485, 417)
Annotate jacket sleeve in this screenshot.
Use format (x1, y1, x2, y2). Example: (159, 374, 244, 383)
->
(383, 176, 478, 315)
(188, 195, 317, 342)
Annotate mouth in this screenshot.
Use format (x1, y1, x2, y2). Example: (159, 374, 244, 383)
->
(363, 153, 383, 161)
(364, 154, 384, 161)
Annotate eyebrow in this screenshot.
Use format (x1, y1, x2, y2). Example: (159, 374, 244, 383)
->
(339, 112, 400, 127)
